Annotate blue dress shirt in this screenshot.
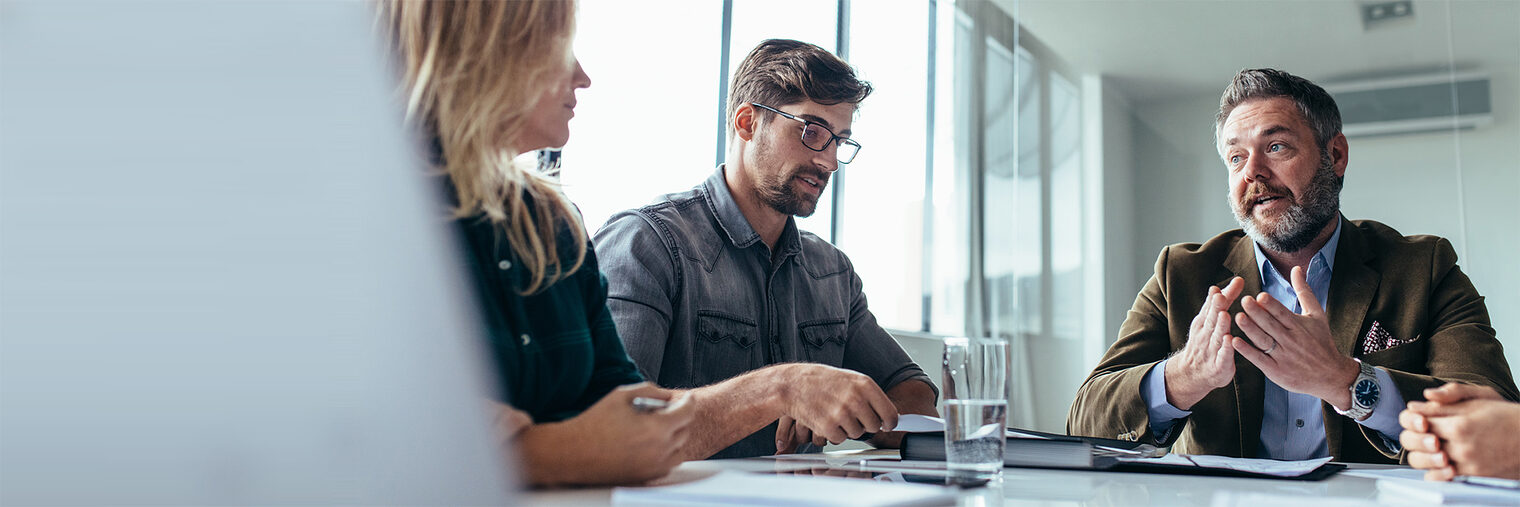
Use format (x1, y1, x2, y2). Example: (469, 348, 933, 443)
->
(1139, 219, 1406, 459)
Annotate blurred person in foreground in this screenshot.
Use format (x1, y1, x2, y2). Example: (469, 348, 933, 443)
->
(1400, 382, 1520, 481)
(381, 0, 903, 486)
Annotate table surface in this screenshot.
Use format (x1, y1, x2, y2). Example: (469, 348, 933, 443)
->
(527, 450, 1422, 506)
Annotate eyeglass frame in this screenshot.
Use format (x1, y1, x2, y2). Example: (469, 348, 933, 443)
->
(748, 102, 862, 164)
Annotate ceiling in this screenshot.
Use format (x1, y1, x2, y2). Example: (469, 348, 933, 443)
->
(996, 0, 1520, 103)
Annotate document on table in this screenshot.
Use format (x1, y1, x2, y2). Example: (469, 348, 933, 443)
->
(611, 471, 957, 507)
(1117, 455, 1334, 478)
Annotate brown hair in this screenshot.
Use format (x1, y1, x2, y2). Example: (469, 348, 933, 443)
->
(725, 39, 872, 137)
(381, 0, 585, 295)
(1214, 68, 1342, 155)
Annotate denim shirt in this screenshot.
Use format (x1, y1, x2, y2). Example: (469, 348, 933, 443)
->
(593, 166, 935, 458)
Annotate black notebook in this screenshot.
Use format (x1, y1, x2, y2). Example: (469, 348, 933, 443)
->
(900, 432, 1116, 470)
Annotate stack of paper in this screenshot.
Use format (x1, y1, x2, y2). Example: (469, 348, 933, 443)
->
(612, 471, 956, 506)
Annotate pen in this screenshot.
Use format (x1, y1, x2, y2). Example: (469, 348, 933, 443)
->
(631, 396, 668, 413)
(1454, 475, 1520, 490)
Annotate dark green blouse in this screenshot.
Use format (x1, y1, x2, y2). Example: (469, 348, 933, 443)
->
(455, 212, 645, 423)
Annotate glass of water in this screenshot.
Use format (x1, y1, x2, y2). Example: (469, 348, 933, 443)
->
(942, 336, 1009, 481)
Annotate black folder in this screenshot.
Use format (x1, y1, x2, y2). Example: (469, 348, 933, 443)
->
(899, 432, 1344, 481)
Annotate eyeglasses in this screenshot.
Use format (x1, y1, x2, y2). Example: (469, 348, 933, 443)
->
(750, 103, 862, 164)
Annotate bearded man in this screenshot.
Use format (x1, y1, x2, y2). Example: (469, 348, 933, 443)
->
(593, 39, 939, 459)
(1066, 68, 1517, 463)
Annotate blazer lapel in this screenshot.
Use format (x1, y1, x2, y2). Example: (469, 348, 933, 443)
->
(1223, 235, 1265, 458)
(1328, 219, 1381, 359)
(1323, 219, 1381, 457)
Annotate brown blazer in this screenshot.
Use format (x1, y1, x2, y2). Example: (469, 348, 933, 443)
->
(1067, 218, 1518, 463)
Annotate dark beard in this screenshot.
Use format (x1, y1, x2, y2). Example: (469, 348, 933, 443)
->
(753, 135, 825, 217)
(758, 174, 818, 217)
(1229, 152, 1342, 254)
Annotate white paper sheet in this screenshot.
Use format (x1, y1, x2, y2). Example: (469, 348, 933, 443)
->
(890, 414, 1049, 439)
(1118, 454, 1333, 478)
(1341, 467, 1428, 481)
(611, 471, 957, 507)
(1376, 477, 1520, 505)
(890, 414, 948, 433)
(757, 450, 894, 466)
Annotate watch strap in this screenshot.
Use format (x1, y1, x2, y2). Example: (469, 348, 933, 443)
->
(1338, 359, 1378, 420)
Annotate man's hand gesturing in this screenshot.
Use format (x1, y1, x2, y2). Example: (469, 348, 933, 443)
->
(1164, 277, 1244, 410)
(1232, 266, 1359, 410)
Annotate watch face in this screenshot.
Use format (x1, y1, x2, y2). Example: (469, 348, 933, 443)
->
(1354, 378, 1380, 407)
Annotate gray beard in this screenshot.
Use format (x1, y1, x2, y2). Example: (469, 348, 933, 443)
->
(1230, 154, 1342, 254)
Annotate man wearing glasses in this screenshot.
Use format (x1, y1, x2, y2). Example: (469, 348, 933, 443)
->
(594, 39, 938, 459)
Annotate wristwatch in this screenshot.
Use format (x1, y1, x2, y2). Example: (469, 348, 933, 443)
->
(1341, 359, 1380, 420)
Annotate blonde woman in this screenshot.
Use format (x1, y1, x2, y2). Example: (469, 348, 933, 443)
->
(383, 0, 904, 486)
(383, 0, 693, 486)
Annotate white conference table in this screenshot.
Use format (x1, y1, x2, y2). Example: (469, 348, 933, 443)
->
(527, 450, 1415, 506)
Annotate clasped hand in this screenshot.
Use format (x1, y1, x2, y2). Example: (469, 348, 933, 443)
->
(1398, 383, 1518, 481)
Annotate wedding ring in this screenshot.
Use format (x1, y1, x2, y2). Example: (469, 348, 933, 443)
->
(1264, 340, 1278, 355)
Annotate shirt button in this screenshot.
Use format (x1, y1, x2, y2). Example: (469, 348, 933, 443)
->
(1295, 419, 1305, 428)
(520, 333, 531, 345)
(498, 260, 512, 270)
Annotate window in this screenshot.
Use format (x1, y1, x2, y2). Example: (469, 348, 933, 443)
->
(927, 6, 974, 337)
(926, 0, 1089, 430)
(835, 1, 931, 332)
(1048, 72, 1082, 344)
(558, 0, 722, 234)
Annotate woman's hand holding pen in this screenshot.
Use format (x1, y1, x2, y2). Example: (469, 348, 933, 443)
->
(516, 382, 694, 486)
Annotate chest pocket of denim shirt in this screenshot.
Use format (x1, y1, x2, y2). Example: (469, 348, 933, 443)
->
(798, 318, 847, 366)
(695, 311, 761, 385)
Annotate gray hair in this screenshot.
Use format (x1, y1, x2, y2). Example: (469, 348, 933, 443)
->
(1214, 68, 1342, 157)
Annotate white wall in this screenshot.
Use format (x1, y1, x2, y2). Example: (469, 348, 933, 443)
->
(1125, 68, 1520, 375)
(1094, 78, 1140, 351)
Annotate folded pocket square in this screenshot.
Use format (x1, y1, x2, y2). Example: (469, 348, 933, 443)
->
(1360, 320, 1413, 355)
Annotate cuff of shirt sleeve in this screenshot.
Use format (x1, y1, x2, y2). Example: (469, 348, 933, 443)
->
(883, 368, 939, 401)
(1141, 359, 1192, 439)
(1356, 367, 1407, 443)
